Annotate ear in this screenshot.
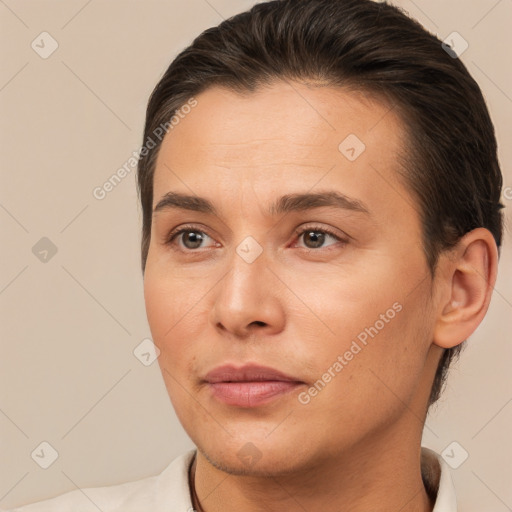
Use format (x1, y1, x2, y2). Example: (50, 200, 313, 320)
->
(433, 228, 499, 349)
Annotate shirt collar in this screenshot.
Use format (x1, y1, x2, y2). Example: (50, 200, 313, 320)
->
(422, 447, 458, 511)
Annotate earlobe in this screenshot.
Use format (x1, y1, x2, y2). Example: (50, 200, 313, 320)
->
(433, 228, 498, 349)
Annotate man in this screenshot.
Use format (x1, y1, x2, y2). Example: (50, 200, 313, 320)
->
(8, 0, 503, 510)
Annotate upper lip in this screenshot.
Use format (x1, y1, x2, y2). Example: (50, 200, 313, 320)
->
(204, 364, 303, 383)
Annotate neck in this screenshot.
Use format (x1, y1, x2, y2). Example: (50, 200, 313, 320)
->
(190, 425, 435, 512)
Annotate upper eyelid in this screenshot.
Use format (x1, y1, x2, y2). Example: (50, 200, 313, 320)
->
(294, 225, 348, 240)
(168, 224, 216, 241)
(293, 227, 348, 247)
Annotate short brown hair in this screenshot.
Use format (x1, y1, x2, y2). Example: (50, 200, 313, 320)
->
(136, 0, 504, 407)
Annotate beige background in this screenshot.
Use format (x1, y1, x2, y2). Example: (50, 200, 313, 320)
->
(1, 0, 511, 510)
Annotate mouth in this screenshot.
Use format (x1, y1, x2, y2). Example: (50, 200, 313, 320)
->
(203, 364, 305, 408)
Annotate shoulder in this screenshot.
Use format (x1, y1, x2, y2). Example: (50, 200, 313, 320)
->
(3, 450, 196, 512)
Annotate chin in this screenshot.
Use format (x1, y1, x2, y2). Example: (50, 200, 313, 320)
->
(199, 446, 301, 477)
(193, 431, 319, 478)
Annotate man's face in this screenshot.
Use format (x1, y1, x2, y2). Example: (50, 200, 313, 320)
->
(144, 81, 440, 475)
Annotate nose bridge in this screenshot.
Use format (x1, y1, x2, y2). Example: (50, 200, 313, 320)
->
(211, 239, 285, 336)
(219, 241, 269, 313)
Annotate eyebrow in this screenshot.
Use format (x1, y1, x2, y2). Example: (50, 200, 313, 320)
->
(153, 190, 371, 218)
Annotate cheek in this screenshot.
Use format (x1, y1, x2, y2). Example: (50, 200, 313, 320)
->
(144, 266, 189, 360)
(279, 258, 403, 348)
(144, 269, 201, 412)
(288, 254, 432, 395)
(302, 288, 432, 428)
(143, 260, 214, 382)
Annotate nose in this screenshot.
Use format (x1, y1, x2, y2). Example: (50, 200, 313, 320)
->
(209, 247, 286, 339)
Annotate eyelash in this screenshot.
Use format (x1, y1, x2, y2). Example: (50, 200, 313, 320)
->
(164, 224, 348, 252)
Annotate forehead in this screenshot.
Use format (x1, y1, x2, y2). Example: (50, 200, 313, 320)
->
(152, 80, 412, 220)
(158, 81, 402, 156)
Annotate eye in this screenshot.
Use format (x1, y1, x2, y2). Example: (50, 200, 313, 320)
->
(294, 225, 347, 250)
(165, 226, 218, 251)
(164, 224, 348, 253)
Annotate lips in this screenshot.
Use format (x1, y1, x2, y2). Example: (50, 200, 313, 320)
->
(204, 364, 304, 407)
(204, 364, 301, 383)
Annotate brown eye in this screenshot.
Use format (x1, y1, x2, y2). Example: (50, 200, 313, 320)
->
(179, 230, 206, 249)
(302, 230, 327, 249)
(296, 226, 345, 250)
(165, 226, 217, 251)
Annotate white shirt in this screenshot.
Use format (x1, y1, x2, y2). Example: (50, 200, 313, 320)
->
(4, 447, 457, 511)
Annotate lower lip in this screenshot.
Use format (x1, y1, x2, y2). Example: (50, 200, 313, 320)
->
(207, 381, 302, 407)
